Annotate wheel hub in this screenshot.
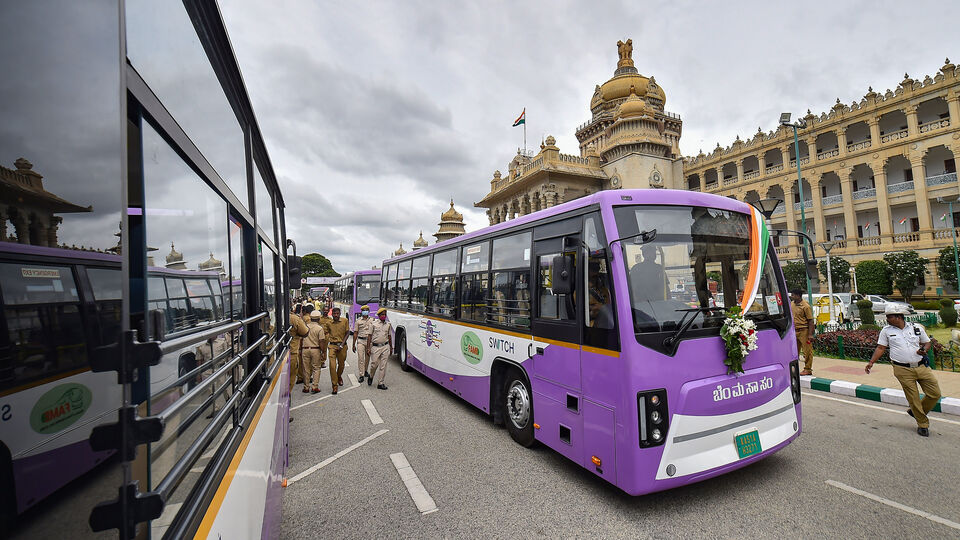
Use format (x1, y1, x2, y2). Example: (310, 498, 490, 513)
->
(507, 381, 530, 429)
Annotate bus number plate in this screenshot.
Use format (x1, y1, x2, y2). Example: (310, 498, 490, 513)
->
(734, 429, 762, 459)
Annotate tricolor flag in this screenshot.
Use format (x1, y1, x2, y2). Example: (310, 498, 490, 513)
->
(512, 108, 526, 127)
(864, 222, 871, 230)
(898, 217, 908, 225)
(941, 213, 948, 221)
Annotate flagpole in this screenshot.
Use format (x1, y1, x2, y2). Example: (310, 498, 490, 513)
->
(523, 111, 527, 155)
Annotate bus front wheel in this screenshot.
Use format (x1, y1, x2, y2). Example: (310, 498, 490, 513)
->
(503, 371, 535, 447)
(397, 332, 412, 372)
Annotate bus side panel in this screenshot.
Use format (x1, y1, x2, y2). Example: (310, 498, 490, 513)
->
(12, 439, 113, 514)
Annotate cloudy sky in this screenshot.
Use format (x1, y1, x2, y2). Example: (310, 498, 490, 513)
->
(215, 0, 960, 273)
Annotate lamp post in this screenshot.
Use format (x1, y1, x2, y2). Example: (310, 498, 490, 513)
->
(821, 240, 837, 324)
(937, 196, 960, 295)
(781, 112, 813, 308)
(850, 266, 858, 294)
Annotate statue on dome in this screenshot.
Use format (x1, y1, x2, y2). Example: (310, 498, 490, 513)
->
(616, 39, 633, 67)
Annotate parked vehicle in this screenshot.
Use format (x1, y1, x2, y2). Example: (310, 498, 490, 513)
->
(865, 294, 915, 314)
(811, 293, 856, 322)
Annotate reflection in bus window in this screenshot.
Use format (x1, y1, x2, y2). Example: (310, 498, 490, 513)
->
(88, 267, 123, 345)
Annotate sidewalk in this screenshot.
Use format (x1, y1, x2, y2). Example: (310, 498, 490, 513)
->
(802, 355, 960, 416)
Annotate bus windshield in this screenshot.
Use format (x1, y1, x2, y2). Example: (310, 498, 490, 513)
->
(613, 205, 788, 340)
(356, 275, 381, 304)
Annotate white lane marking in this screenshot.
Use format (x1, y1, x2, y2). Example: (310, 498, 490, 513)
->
(291, 383, 360, 411)
(361, 399, 384, 425)
(390, 452, 438, 515)
(348, 374, 359, 386)
(802, 391, 960, 426)
(826, 480, 960, 531)
(287, 429, 389, 486)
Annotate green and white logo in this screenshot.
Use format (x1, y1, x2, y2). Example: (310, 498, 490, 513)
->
(30, 383, 92, 434)
(460, 331, 483, 364)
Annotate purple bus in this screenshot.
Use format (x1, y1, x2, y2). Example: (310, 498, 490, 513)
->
(333, 269, 382, 330)
(380, 189, 801, 495)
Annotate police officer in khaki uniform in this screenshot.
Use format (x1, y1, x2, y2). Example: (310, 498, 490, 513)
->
(317, 307, 333, 369)
(353, 304, 374, 383)
(326, 307, 350, 394)
(288, 304, 309, 392)
(866, 304, 942, 437)
(302, 310, 327, 394)
(367, 307, 393, 390)
(790, 289, 815, 375)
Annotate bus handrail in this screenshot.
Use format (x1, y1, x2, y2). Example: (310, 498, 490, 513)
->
(159, 311, 267, 355)
(151, 378, 233, 460)
(151, 346, 234, 399)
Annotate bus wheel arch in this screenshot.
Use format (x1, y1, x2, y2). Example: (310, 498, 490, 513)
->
(395, 328, 411, 372)
(490, 360, 534, 442)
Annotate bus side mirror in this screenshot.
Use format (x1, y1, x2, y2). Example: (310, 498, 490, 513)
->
(801, 245, 819, 281)
(551, 255, 574, 295)
(288, 255, 303, 288)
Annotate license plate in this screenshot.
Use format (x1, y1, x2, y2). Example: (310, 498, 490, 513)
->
(734, 429, 762, 459)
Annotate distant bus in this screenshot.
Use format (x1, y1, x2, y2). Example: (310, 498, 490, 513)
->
(381, 189, 801, 496)
(333, 270, 382, 330)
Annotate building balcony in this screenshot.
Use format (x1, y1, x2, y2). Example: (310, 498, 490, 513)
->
(724, 176, 738, 185)
(816, 148, 839, 160)
(880, 129, 909, 143)
(822, 194, 843, 206)
(789, 157, 810, 168)
(766, 163, 784, 174)
(919, 118, 950, 134)
(892, 231, 921, 244)
(934, 227, 960, 240)
(853, 187, 876, 200)
(856, 236, 883, 247)
(744, 170, 760, 181)
(690, 186, 701, 192)
(793, 200, 813, 211)
(887, 180, 914, 194)
(926, 172, 958, 187)
(846, 140, 872, 152)
(772, 204, 786, 215)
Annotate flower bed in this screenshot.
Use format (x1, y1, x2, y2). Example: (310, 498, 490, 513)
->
(812, 328, 957, 370)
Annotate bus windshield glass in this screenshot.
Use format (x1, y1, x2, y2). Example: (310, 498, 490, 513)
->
(356, 275, 382, 304)
(613, 205, 787, 338)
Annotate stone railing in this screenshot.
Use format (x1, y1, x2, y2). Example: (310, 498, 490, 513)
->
(744, 170, 760, 180)
(772, 205, 786, 215)
(822, 194, 843, 206)
(934, 227, 960, 240)
(705, 182, 719, 191)
(789, 156, 810, 168)
(846, 140, 872, 152)
(775, 246, 791, 255)
(816, 148, 840, 160)
(766, 163, 784, 174)
(926, 172, 958, 187)
(880, 129, 909, 143)
(887, 180, 914, 194)
(853, 188, 876, 200)
(919, 118, 950, 133)
(519, 157, 544, 176)
(893, 231, 921, 244)
(793, 200, 813, 211)
(857, 236, 882, 247)
(724, 176, 738, 185)
(559, 153, 589, 165)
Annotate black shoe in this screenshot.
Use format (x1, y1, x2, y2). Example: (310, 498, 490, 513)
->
(917, 427, 929, 437)
(377, 383, 388, 390)
(907, 408, 915, 418)
(364, 372, 370, 379)
(358, 375, 364, 383)
(368, 376, 374, 386)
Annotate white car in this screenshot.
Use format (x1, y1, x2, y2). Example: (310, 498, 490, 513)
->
(865, 295, 915, 314)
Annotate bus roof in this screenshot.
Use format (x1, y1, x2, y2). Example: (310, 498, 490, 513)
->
(381, 188, 753, 265)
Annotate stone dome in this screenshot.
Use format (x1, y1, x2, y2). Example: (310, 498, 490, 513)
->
(166, 242, 183, 264)
(440, 199, 462, 221)
(616, 86, 654, 119)
(592, 40, 666, 111)
(413, 231, 428, 249)
(394, 243, 407, 256)
(198, 252, 223, 271)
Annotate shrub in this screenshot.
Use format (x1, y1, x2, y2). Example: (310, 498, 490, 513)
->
(818, 256, 851, 290)
(937, 246, 959, 291)
(859, 324, 881, 331)
(940, 298, 958, 327)
(782, 261, 807, 292)
(883, 251, 929, 303)
(856, 299, 875, 326)
(856, 260, 892, 296)
(812, 329, 883, 361)
(911, 300, 942, 310)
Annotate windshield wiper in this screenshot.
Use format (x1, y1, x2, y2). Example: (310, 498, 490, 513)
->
(663, 307, 726, 349)
(608, 228, 657, 249)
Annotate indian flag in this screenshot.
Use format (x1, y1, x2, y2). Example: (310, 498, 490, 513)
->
(864, 222, 871, 230)
(941, 213, 948, 221)
(512, 108, 525, 127)
(898, 217, 908, 225)
(739, 206, 771, 312)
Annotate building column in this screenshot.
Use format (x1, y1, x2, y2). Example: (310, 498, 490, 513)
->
(780, 146, 791, 168)
(715, 166, 723, 187)
(905, 104, 919, 136)
(486, 209, 494, 226)
(868, 117, 881, 147)
(874, 165, 894, 247)
(10, 210, 27, 244)
(837, 128, 848, 157)
(735, 160, 744, 184)
(804, 139, 817, 163)
(839, 168, 858, 242)
(947, 90, 960, 127)
(758, 153, 766, 176)
(911, 155, 933, 241)
(811, 175, 826, 243)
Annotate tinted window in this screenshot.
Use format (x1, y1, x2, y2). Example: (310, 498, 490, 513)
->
(538, 254, 575, 321)
(387, 264, 398, 280)
(410, 278, 429, 312)
(0, 263, 79, 305)
(357, 275, 381, 304)
(460, 273, 489, 322)
(490, 271, 531, 328)
(492, 232, 531, 270)
(432, 249, 458, 276)
(431, 276, 456, 316)
(254, 164, 275, 244)
(88, 267, 123, 300)
(461, 242, 489, 273)
(397, 260, 413, 280)
(412, 256, 430, 278)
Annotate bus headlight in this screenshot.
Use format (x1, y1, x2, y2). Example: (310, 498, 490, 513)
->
(650, 410, 661, 424)
(651, 428, 662, 441)
(638, 389, 669, 448)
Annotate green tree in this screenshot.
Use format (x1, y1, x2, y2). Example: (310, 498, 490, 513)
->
(855, 260, 892, 296)
(936, 246, 959, 291)
(782, 261, 807, 292)
(301, 252, 341, 277)
(818, 255, 851, 291)
(882, 250, 929, 302)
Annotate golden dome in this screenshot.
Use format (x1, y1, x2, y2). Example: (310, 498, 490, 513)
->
(616, 86, 653, 118)
(440, 199, 463, 222)
(593, 40, 665, 110)
(413, 231, 428, 248)
(394, 243, 407, 256)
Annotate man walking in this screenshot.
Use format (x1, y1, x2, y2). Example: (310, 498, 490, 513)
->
(367, 307, 393, 390)
(866, 304, 942, 437)
(790, 289, 815, 376)
(288, 303, 309, 392)
(302, 310, 326, 394)
(326, 307, 350, 394)
(353, 304, 374, 383)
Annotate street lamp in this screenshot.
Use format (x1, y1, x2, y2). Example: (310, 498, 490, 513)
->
(850, 266, 858, 295)
(751, 198, 781, 220)
(781, 112, 813, 307)
(937, 196, 960, 295)
(821, 239, 837, 325)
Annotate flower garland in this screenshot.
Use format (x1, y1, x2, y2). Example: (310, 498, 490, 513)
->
(720, 306, 758, 374)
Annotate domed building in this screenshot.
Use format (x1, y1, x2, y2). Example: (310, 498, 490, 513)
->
(412, 231, 428, 250)
(475, 39, 684, 225)
(394, 243, 407, 256)
(165, 242, 187, 270)
(434, 200, 466, 243)
(198, 252, 225, 278)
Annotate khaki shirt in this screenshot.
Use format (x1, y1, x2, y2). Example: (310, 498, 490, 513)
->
(325, 318, 349, 346)
(304, 320, 326, 348)
(370, 318, 392, 347)
(792, 299, 814, 331)
(355, 316, 374, 339)
(289, 313, 309, 348)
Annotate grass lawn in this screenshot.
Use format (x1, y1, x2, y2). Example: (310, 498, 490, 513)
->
(927, 326, 957, 345)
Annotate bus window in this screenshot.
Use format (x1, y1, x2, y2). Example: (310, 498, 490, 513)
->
(410, 277, 428, 312)
(490, 232, 531, 328)
(583, 213, 617, 349)
(165, 277, 192, 332)
(430, 249, 458, 317)
(88, 267, 123, 345)
(396, 260, 412, 310)
(207, 278, 224, 319)
(0, 263, 85, 390)
(459, 242, 489, 322)
(537, 254, 575, 321)
(185, 278, 216, 323)
(356, 275, 381, 305)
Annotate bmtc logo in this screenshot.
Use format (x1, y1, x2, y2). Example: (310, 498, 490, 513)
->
(419, 320, 442, 348)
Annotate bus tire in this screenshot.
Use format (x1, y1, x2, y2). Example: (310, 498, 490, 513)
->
(0, 443, 16, 531)
(397, 331, 412, 372)
(503, 369, 536, 447)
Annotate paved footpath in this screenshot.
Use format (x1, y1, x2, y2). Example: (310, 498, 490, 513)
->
(805, 356, 960, 415)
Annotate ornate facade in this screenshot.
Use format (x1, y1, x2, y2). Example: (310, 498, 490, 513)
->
(0, 158, 90, 247)
(434, 200, 466, 243)
(684, 59, 960, 294)
(475, 40, 684, 224)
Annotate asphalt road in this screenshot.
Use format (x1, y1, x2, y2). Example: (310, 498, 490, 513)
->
(281, 349, 960, 539)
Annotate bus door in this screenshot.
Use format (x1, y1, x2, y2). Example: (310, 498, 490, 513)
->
(530, 232, 583, 460)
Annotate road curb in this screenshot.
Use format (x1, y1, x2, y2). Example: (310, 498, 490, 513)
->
(800, 375, 960, 417)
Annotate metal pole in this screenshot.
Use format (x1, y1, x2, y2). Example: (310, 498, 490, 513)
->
(951, 201, 960, 294)
(794, 125, 814, 307)
(826, 249, 834, 324)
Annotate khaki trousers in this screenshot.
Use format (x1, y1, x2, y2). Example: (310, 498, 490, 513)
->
(356, 340, 370, 377)
(369, 344, 390, 385)
(328, 344, 347, 389)
(303, 349, 323, 390)
(289, 347, 302, 392)
(796, 333, 813, 372)
(893, 364, 942, 428)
